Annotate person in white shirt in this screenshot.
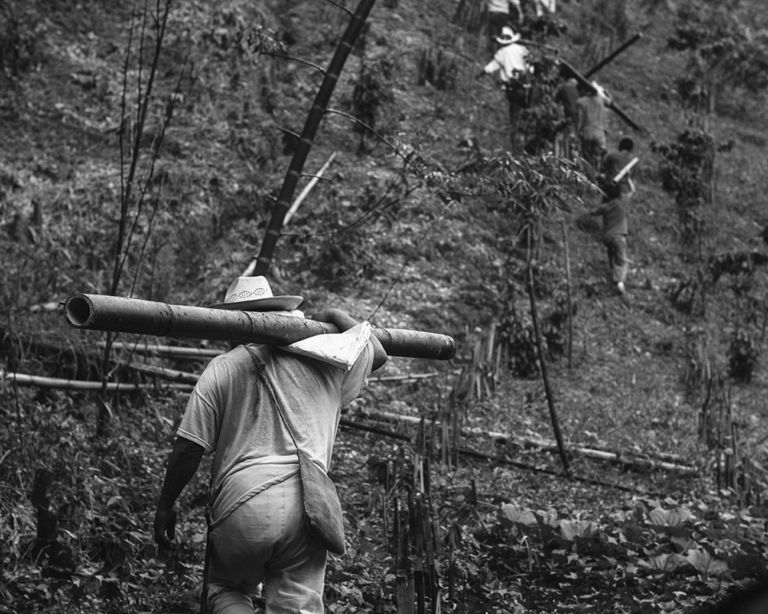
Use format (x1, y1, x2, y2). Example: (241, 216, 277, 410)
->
(479, 26, 532, 146)
(154, 276, 387, 614)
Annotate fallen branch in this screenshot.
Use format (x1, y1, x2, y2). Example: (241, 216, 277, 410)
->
(357, 409, 696, 474)
(340, 419, 663, 497)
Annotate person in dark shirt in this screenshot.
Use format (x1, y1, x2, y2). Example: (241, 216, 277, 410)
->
(599, 137, 636, 199)
(588, 137, 637, 296)
(554, 77, 579, 157)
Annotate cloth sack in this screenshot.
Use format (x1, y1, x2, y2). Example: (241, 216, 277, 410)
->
(296, 448, 346, 555)
(244, 345, 347, 555)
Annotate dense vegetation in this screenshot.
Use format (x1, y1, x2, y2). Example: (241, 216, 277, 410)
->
(2, 0, 768, 612)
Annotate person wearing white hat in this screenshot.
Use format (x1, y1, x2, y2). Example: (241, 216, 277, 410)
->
(479, 26, 532, 146)
(154, 276, 387, 613)
(485, 0, 523, 51)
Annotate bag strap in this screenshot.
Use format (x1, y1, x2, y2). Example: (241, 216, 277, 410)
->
(243, 345, 302, 454)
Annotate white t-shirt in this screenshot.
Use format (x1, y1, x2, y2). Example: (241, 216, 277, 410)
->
(178, 342, 373, 525)
(484, 43, 530, 83)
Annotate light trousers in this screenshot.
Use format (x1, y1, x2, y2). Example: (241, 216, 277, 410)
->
(207, 473, 327, 614)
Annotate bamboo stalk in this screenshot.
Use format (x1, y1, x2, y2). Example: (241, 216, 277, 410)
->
(356, 409, 695, 472)
(64, 293, 456, 360)
(252, 0, 375, 275)
(98, 340, 223, 358)
(560, 217, 574, 369)
(370, 373, 440, 382)
(1, 370, 193, 392)
(527, 266, 570, 475)
(126, 362, 200, 385)
(283, 152, 337, 225)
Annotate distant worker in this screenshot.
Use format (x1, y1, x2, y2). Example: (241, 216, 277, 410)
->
(576, 80, 609, 174)
(554, 76, 579, 157)
(478, 26, 531, 147)
(587, 139, 638, 297)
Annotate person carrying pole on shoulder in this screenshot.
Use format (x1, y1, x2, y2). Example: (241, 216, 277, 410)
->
(576, 80, 610, 175)
(153, 276, 387, 614)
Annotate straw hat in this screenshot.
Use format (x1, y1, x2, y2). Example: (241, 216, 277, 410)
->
(210, 276, 303, 311)
(496, 26, 521, 45)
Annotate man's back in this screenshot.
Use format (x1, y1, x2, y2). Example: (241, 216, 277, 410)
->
(576, 95, 606, 138)
(485, 43, 529, 82)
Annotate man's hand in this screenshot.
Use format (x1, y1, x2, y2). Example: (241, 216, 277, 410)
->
(311, 307, 388, 371)
(311, 308, 357, 332)
(154, 505, 177, 549)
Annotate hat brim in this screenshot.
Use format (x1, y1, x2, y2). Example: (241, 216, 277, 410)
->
(209, 295, 304, 311)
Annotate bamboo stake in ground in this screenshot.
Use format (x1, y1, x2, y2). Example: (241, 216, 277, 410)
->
(560, 217, 574, 369)
(527, 265, 570, 475)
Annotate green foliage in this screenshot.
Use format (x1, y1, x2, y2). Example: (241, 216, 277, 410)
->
(416, 47, 459, 91)
(668, 2, 768, 109)
(351, 57, 397, 153)
(0, 1, 47, 80)
(652, 129, 715, 257)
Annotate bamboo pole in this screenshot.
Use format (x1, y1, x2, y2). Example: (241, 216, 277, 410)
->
(558, 58, 643, 133)
(126, 362, 200, 385)
(358, 409, 695, 473)
(584, 33, 643, 79)
(98, 340, 223, 358)
(1, 370, 193, 392)
(527, 266, 571, 475)
(284, 152, 337, 225)
(63, 294, 456, 361)
(560, 217, 574, 369)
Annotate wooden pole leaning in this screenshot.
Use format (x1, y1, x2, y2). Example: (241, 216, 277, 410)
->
(63, 294, 456, 361)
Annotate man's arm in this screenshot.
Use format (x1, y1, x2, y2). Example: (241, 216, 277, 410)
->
(312, 307, 388, 371)
(154, 436, 205, 548)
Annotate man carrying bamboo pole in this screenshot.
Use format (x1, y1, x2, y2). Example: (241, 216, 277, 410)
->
(153, 276, 387, 613)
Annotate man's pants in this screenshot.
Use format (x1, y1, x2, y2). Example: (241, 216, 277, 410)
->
(505, 82, 529, 145)
(604, 233, 628, 284)
(207, 473, 327, 614)
(580, 135, 605, 175)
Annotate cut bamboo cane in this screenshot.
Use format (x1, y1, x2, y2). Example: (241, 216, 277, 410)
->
(126, 362, 200, 385)
(98, 340, 223, 358)
(64, 293, 456, 360)
(357, 409, 695, 473)
(1, 370, 193, 392)
(369, 373, 441, 382)
(284, 152, 337, 225)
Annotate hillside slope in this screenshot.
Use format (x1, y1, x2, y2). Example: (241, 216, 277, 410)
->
(2, 0, 768, 612)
